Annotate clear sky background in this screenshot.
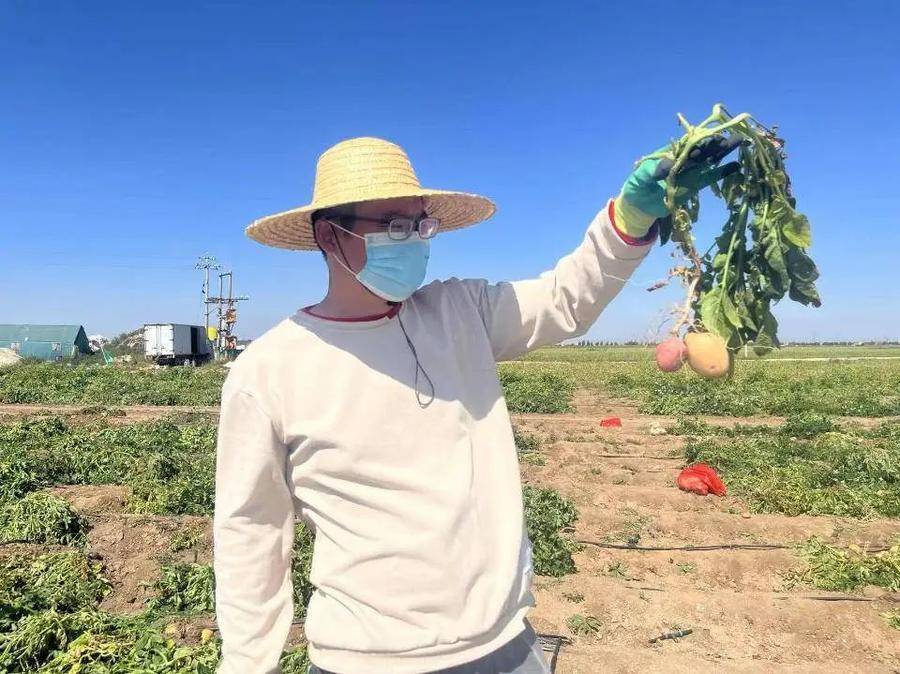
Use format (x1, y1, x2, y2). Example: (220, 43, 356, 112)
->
(2, 1, 898, 342)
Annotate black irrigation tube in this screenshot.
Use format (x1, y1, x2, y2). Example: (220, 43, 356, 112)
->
(575, 540, 895, 553)
(576, 540, 789, 551)
(626, 589, 897, 604)
(589, 454, 683, 460)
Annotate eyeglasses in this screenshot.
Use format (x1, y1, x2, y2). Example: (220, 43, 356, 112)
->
(330, 214, 442, 241)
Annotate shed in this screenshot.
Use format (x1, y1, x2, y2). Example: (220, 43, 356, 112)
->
(0, 324, 92, 361)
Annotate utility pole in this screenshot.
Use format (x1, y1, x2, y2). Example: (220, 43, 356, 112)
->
(213, 269, 249, 353)
(195, 255, 221, 336)
(196, 255, 249, 358)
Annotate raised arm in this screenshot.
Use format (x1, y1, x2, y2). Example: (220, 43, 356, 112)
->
(213, 379, 295, 674)
(449, 133, 744, 362)
(451, 199, 657, 362)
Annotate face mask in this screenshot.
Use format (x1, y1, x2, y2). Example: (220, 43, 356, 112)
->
(329, 223, 431, 302)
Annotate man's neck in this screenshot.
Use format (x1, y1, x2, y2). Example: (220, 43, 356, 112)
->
(309, 291, 395, 319)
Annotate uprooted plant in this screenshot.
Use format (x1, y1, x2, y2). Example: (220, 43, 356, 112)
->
(649, 104, 821, 378)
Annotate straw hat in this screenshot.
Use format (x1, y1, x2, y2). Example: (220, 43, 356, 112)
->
(245, 137, 497, 250)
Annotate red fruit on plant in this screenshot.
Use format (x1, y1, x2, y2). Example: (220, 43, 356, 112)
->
(656, 337, 687, 372)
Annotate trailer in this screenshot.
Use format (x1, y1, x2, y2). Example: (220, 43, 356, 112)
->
(143, 323, 213, 366)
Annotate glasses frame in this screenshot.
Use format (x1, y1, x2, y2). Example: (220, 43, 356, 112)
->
(329, 213, 441, 241)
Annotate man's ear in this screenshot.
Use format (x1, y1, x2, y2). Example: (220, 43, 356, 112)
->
(313, 218, 336, 255)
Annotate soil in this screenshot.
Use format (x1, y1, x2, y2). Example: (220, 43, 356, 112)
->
(515, 399, 900, 673)
(4, 396, 899, 671)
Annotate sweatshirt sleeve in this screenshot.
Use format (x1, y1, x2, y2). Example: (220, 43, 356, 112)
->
(452, 199, 656, 362)
(214, 378, 295, 674)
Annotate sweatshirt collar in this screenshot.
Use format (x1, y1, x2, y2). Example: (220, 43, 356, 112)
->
(291, 301, 406, 331)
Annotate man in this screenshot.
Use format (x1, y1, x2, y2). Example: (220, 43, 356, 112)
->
(213, 135, 739, 674)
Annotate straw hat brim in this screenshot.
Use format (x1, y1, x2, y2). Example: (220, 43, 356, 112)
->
(246, 188, 496, 251)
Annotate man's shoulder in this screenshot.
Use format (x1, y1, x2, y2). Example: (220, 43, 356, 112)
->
(224, 315, 309, 383)
(416, 277, 484, 302)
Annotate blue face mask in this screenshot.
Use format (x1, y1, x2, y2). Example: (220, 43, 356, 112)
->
(329, 224, 430, 302)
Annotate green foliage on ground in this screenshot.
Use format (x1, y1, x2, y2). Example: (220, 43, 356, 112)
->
(606, 362, 900, 416)
(147, 564, 216, 615)
(0, 552, 224, 673)
(498, 367, 575, 413)
(6, 348, 899, 417)
(146, 522, 315, 621)
(522, 486, 581, 576)
(513, 427, 545, 465)
(0, 547, 311, 672)
(504, 357, 900, 417)
(513, 427, 541, 453)
(0, 608, 223, 673)
(0, 552, 110, 632)
(883, 611, 900, 630)
(0, 362, 225, 405)
(291, 523, 315, 621)
(676, 417, 900, 517)
(0, 416, 216, 516)
(565, 613, 602, 636)
(786, 538, 900, 593)
(0, 492, 87, 545)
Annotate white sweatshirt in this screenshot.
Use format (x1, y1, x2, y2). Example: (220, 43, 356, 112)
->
(213, 200, 655, 674)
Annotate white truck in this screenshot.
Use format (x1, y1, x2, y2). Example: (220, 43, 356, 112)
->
(143, 323, 213, 366)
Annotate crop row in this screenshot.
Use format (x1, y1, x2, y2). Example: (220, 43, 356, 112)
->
(6, 357, 900, 417)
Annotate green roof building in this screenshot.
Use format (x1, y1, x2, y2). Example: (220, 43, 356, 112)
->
(0, 324, 92, 361)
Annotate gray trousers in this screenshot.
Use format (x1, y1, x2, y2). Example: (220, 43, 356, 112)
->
(307, 619, 551, 674)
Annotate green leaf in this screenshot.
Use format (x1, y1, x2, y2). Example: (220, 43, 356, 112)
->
(722, 288, 742, 329)
(789, 281, 822, 307)
(786, 248, 820, 284)
(720, 170, 744, 204)
(699, 287, 735, 343)
(752, 308, 780, 356)
(735, 293, 758, 332)
(782, 212, 812, 248)
(786, 248, 822, 307)
(761, 226, 789, 295)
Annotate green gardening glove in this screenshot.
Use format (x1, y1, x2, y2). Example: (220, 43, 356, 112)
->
(614, 134, 743, 238)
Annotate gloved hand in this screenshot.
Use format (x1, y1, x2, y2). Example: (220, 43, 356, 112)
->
(614, 134, 744, 238)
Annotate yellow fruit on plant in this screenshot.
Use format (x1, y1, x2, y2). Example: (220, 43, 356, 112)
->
(684, 332, 730, 379)
(200, 628, 215, 644)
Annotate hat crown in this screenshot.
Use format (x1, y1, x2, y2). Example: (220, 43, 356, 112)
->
(311, 137, 423, 207)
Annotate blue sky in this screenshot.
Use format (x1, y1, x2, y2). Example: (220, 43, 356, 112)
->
(2, 1, 898, 342)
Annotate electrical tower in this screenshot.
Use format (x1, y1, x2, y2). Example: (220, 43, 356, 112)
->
(195, 255, 249, 357)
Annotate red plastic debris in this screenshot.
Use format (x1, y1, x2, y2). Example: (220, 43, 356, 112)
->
(676, 462, 727, 496)
(600, 417, 622, 428)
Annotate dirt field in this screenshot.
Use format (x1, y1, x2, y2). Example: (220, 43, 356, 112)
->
(3, 392, 899, 672)
(517, 391, 900, 673)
